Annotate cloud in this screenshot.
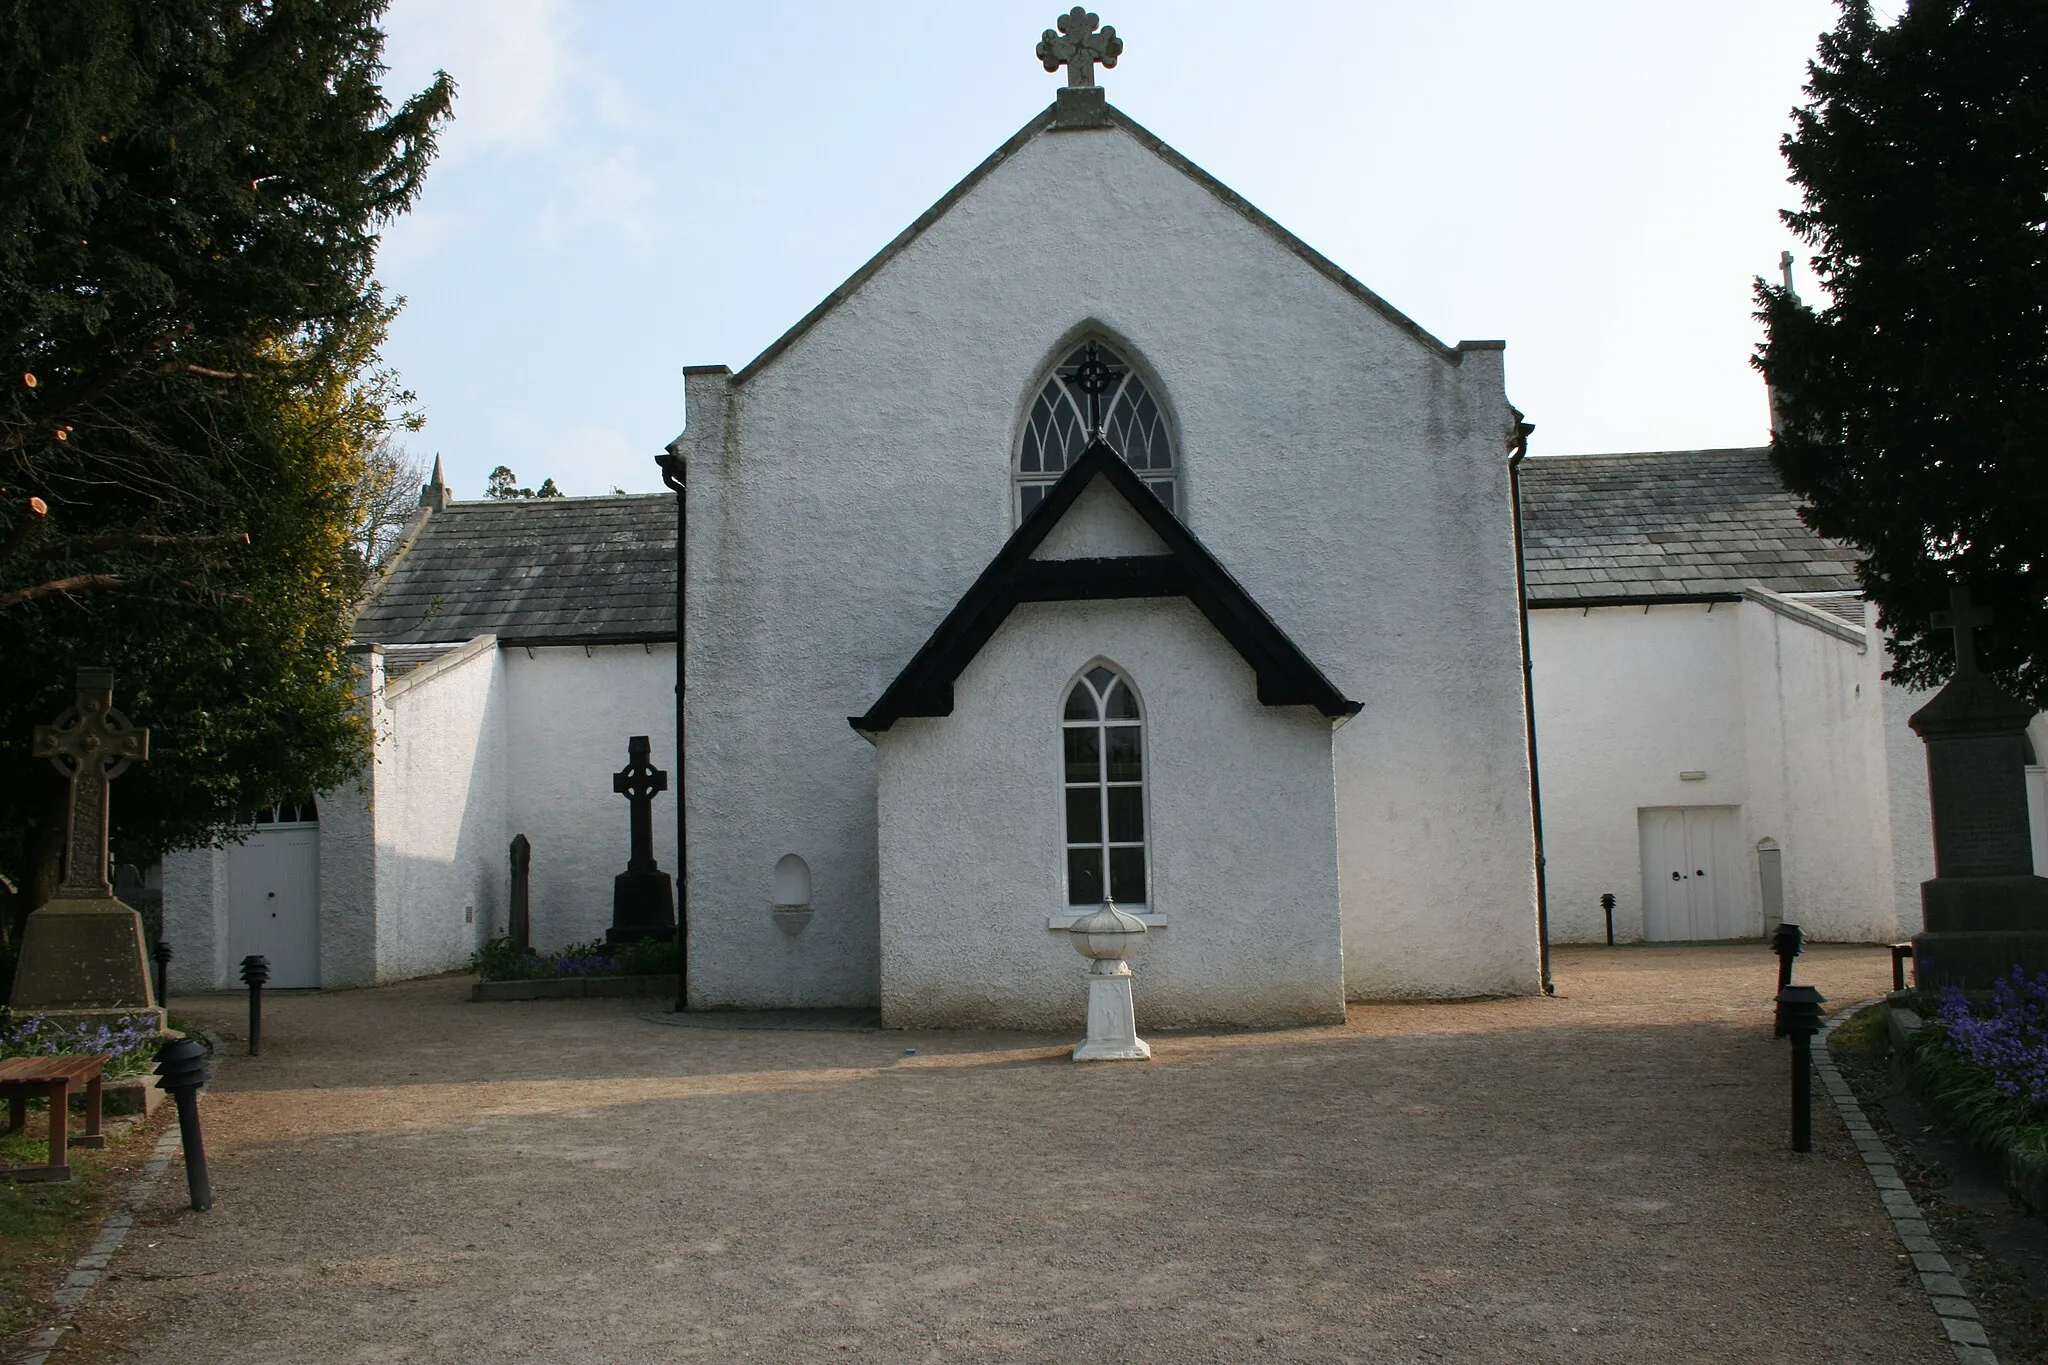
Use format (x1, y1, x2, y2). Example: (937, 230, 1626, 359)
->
(380, 0, 597, 158)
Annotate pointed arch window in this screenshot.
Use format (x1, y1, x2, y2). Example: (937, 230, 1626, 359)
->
(1017, 342, 1176, 521)
(1062, 665, 1147, 906)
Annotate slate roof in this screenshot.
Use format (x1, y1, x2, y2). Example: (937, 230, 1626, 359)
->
(354, 496, 676, 647)
(1518, 447, 1862, 604)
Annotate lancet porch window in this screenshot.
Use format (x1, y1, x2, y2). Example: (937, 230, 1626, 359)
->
(1062, 665, 1147, 906)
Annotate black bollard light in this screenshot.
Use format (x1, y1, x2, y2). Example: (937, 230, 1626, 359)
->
(239, 954, 268, 1057)
(154, 1038, 213, 1211)
(1775, 984, 1826, 1153)
(153, 939, 173, 1009)
(1600, 893, 1617, 947)
(1771, 922, 1804, 993)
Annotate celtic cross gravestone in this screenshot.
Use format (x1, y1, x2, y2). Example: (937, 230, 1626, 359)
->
(1908, 587, 2048, 988)
(607, 736, 676, 947)
(8, 668, 164, 1026)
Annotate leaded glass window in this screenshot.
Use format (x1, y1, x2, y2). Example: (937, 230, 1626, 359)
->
(1017, 343, 1177, 521)
(1062, 665, 1147, 907)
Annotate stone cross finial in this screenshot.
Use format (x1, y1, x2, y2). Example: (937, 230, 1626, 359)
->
(1038, 7, 1122, 88)
(1931, 585, 1995, 676)
(612, 735, 668, 874)
(32, 667, 148, 899)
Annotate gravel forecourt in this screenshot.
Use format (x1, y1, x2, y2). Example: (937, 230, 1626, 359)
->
(42, 942, 1952, 1364)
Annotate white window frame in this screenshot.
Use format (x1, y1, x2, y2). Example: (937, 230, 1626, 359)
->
(1057, 663, 1158, 920)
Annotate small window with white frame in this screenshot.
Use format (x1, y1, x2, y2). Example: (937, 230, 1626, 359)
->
(1017, 341, 1177, 522)
(1061, 665, 1147, 906)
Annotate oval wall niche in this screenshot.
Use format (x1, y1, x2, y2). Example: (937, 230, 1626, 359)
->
(773, 854, 812, 913)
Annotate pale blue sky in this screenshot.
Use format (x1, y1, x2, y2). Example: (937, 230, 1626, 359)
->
(373, 0, 1845, 498)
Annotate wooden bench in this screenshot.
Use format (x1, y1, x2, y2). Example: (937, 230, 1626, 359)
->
(0, 1055, 109, 1183)
(1890, 941, 1916, 993)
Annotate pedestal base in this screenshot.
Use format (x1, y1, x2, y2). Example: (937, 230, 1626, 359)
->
(1072, 961, 1150, 1062)
(1914, 875, 2048, 990)
(7, 896, 160, 1027)
(608, 869, 675, 947)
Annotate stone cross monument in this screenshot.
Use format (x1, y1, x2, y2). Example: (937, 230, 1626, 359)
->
(607, 735, 676, 947)
(1908, 587, 2048, 988)
(1038, 8, 1121, 129)
(8, 667, 164, 1027)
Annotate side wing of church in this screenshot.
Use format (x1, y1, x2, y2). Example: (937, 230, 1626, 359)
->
(670, 85, 1543, 1019)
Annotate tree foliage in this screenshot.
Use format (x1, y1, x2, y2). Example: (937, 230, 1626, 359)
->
(1756, 0, 2048, 700)
(484, 466, 563, 500)
(0, 0, 452, 934)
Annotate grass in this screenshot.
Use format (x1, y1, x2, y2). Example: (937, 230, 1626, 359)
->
(1903, 1021, 2048, 1163)
(0, 1103, 171, 1346)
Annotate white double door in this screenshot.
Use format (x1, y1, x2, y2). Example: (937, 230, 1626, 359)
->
(1639, 806, 1746, 941)
(227, 826, 320, 987)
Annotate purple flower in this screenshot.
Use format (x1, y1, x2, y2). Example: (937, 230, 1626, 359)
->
(1933, 969, 2048, 1107)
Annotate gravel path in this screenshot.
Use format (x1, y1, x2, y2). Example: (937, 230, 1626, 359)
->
(46, 943, 1949, 1364)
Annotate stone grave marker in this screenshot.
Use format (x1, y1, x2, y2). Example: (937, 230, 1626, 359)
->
(8, 667, 164, 1028)
(1909, 586, 2048, 988)
(607, 736, 675, 946)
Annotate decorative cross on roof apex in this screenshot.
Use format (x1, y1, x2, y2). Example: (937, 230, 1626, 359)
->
(1038, 7, 1122, 88)
(1931, 584, 1995, 676)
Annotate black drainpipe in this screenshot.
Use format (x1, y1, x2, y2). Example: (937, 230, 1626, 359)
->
(656, 449, 688, 1011)
(1506, 410, 1554, 996)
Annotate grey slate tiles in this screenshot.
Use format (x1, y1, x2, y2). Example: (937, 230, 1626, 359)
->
(353, 496, 677, 647)
(1518, 447, 1861, 603)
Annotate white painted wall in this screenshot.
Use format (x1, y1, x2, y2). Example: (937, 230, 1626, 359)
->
(1533, 596, 1906, 946)
(368, 636, 507, 982)
(1533, 603, 1747, 943)
(1737, 595, 1897, 942)
(163, 638, 681, 989)
(877, 597, 1343, 1031)
(676, 118, 1536, 1009)
(502, 644, 678, 950)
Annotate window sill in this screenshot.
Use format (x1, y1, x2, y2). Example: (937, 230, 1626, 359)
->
(1045, 913, 1168, 931)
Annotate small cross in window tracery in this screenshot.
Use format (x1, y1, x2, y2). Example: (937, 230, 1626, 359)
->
(1063, 342, 1124, 438)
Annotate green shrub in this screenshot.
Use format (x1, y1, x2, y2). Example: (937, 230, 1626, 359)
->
(470, 933, 679, 983)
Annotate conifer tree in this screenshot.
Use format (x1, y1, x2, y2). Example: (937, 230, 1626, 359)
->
(0, 0, 453, 954)
(1757, 0, 2048, 700)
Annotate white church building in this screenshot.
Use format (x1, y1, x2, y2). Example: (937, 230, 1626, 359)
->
(162, 60, 2031, 1017)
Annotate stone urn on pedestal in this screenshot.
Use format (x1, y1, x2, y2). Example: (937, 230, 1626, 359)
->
(1068, 900, 1150, 1062)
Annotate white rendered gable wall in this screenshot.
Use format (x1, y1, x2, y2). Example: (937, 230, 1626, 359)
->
(676, 118, 1538, 1005)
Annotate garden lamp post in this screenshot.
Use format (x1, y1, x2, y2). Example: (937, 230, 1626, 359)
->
(1068, 900, 1151, 1061)
(1774, 984, 1826, 1153)
(1772, 922, 1804, 993)
(239, 955, 268, 1056)
(153, 940, 173, 1009)
(154, 1038, 213, 1211)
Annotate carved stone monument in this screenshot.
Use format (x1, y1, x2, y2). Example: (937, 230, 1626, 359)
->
(607, 736, 675, 947)
(1909, 588, 2048, 988)
(508, 834, 532, 953)
(1037, 7, 1122, 129)
(9, 667, 164, 1028)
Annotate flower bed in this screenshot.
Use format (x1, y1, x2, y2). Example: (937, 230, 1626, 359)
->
(471, 934, 679, 984)
(0, 1013, 162, 1081)
(1906, 969, 2048, 1174)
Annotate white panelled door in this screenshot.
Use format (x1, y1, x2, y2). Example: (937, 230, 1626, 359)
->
(1639, 806, 1746, 941)
(227, 803, 320, 987)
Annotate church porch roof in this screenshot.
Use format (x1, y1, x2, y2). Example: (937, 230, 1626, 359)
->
(852, 439, 1360, 735)
(354, 495, 676, 648)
